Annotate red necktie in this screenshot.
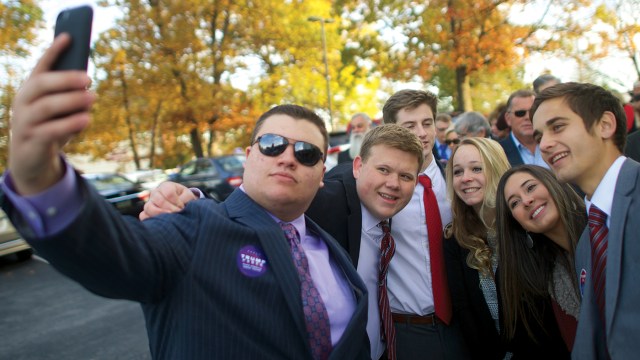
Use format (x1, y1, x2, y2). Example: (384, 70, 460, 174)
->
(588, 205, 608, 328)
(418, 174, 451, 325)
(281, 222, 332, 360)
(379, 220, 396, 360)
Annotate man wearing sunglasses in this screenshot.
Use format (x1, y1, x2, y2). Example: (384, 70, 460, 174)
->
(499, 89, 550, 169)
(1, 38, 370, 360)
(142, 124, 425, 360)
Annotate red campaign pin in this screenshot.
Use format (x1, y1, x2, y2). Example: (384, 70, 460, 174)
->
(580, 268, 587, 296)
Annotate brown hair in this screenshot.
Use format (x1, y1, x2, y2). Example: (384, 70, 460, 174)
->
(251, 104, 329, 156)
(359, 124, 424, 173)
(530, 82, 627, 152)
(382, 89, 438, 124)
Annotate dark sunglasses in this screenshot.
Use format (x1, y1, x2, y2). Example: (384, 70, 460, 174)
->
(253, 133, 324, 167)
(445, 139, 460, 145)
(511, 109, 530, 118)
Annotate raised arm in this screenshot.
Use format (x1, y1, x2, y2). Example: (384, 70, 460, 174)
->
(9, 34, 94, 195)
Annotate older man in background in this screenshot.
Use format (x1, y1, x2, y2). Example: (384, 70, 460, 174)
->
(499, 89, 549, 168)
(338, 113, 373, 164)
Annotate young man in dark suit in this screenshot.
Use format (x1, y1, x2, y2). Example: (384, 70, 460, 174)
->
(532, 82, 640, 360)
(307, 124, 423, 359)
(1, 36, 370, 359)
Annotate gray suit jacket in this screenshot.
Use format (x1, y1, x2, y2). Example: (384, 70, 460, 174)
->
(573, 158, 640, 359)
(624, 130, 640, 163)
(2, 173, 370, 360)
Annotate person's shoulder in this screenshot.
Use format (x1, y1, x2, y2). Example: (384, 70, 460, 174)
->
(337, 149, 353, 164)
(627, 130, 640, 145)
(498, 135, 514, 147)
(325, 162, 353, 180)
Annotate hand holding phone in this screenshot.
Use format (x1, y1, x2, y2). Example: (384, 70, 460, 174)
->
(52, 5, 93, 71)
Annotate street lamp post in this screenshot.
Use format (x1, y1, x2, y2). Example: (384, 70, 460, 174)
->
(307, 16, 335, 130)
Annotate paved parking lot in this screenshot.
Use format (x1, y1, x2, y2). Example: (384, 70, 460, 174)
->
(0, 255, 150, 359)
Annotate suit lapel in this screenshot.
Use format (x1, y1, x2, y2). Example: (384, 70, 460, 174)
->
(224, 191, 308, 341)
(605, 159, 638, 333)
(503, 137, 524, 166)
(342, 171, 363, 267)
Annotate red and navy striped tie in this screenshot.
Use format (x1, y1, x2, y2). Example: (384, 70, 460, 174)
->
(588, 205, 608, 328)
(379, 220, 396, 360)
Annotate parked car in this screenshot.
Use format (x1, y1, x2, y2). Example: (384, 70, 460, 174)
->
(326, 131, 350, 171)
(82, 173, 150, 216)
(168, 155, 245, 201)
(123, 169, 169, 190)
(0, 209, 32, 260)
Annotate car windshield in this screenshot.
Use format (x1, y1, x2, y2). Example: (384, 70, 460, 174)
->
(217, 155, 245, 172)
(86, 175, 133, 191)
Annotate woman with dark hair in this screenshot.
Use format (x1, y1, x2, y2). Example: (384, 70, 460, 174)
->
(496, 165, 586, 354)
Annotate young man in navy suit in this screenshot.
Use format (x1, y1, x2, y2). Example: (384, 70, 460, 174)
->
(1, 35, 370, 359)
(532, 82, 640, 360)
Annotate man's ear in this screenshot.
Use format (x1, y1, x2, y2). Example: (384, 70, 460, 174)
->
(598, 111, 617, 140)
(319, 165, 325, 188)
(352, 156, 363, 179)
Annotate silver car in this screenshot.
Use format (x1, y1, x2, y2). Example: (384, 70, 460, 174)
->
(0, 209, 32, 260)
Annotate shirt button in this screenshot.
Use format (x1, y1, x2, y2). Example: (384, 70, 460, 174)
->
(46, 207, 57, 217)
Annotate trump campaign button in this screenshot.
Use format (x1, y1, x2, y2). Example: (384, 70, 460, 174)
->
(237, 245, 268, 277)
(580, 268, 587, 296)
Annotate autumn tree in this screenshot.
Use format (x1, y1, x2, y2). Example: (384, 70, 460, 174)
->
(87, 0, 254, 168)
(336, 0, 593, 111)
(0, 0, 43, 170)
(83, 0, 383, 169)
(592, 0, 640, 81)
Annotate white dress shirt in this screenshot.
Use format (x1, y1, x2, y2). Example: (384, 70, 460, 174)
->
(510, 132, 550, 169)
(585, 156, 626, 228)
(358, 205, 387, 359)
(387, 157, 453, 315)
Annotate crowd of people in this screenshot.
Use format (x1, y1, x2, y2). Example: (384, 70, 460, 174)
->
(3, 35, 640, 360)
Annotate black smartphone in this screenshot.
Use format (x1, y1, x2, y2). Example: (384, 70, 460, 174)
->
(52, 5, 93, 71)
